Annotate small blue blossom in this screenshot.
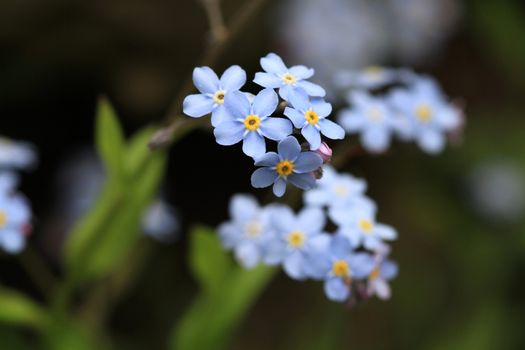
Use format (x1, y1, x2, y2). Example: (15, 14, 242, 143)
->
(183, 65, 247, 127)
(141, 199, 180, 243)
(0, 137, 37, 170)
(335, 208, 397, 251)
(334, 66, 399, 90)
(251, 136, 323, 197)
(213, 88, 293, 158)
(217, 194, 276, 268)
(284, 89, 345, 150)
(307, 234, 375, 302)
(338, 91, 399, 153)
(254, 53, 326, 100)
(0, 190, 31, 254)
(265, 205, 329, 280)
(368, 256, 398, 300)
(389, 76, 461, 154)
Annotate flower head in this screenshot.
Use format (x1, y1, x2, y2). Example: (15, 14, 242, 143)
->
(254, 53, 326, 100)
(213, 88, 293, 158)
(367, 256, 398, 300)
(334, 66, 399, 90)
(251, 136, 323, 197)
(183, 65, 247, 126)
(284, 89, 344, 150)
(0, 190, 31, 254)
(0, 137, 37, 170)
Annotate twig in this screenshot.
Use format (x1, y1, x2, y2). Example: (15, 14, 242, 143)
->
(200, 0, 228, 43)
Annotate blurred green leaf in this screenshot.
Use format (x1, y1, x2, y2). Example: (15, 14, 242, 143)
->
(171, 227, 276, 350)
(0, 288, 47, 329)
(0, 326, 32, 349)
(43, 315, 104, 350)
(124, 126, 156, 177)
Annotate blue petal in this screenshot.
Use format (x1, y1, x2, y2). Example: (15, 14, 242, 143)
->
(224, 91, 251, 119)
(278, 85, 294, 101)
(229, 194, 259, 223)
(273, 177, 287, 197)
(312, 99, 332, 117)
(297, 207, 325, 233)
(218, 222, 241, 249)
(283, 252, 307, 280)
(211, 105, 234, 127)
(338, 109, 365, 132)
(0, 229, 25, 254)
(252, 88, 278, 117)
(260, 118, 292, 141)
(361, 128, 390, 153)
(349, 253, 375, 279)
(183, 94, 214, 117)
(234, 241, 260, 268)
(271, 205, 295, 232)
(284, 107, 306, 129)
(288, 87, 310, 111)
(251, 168, 278, 188)
(260, 52, 287, 75)
(254, 152, 279, 167)
(288, 173, 316, 190)
(253, 72, 282, 88)
(330, 234, 353, 259)
(193, 66, 220, 94)
(324, 278, 350, 302)
(242, 131, 266, 158)
(375, 224, 397, 240)
(278, 136, 301, 161)
(213, 121, 244, 145)
(296, 80, 326, 97)
(294, 152, 323, 173)
(220, 65, 246, 91)
(301, 124, 321, 150)
(417, 129, 445, 154)
(319, 119, 345, 140)
(381, 260, 399, 280)
(289, 65, 314, 79)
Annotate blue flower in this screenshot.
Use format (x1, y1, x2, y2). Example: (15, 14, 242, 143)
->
(0, 137, 37, 170)
(217, 194, 277, 268)
(265, 205, 329, 280)
(213, 88, 293, 158)
(254, 53, 326, 100)
(0, 190, 31, 254)
(334, 66, 400, 90)
(141, 199, 180, 243)
(251, 136, 323, 197)
(183, 65, 247, 127)
(335, 207, 397, 251)
(307, 234, 375, 302)
(338, 91, 399, 153)
(368, 256, 398, 300)
(389, 76, 461, 154)
(284, 89, 345, 150)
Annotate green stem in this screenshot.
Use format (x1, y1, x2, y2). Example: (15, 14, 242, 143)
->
(19, 245, 56, 300)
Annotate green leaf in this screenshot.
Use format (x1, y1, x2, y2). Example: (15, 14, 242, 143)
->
(95, 97, 125, 182)
(0, 288, 47, 329)
(170, 228, 277, 350)
(43, 315, 105, 350)
(124, 126, 156, 177)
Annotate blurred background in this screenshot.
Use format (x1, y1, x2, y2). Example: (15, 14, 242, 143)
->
(1, 0, 525, 349)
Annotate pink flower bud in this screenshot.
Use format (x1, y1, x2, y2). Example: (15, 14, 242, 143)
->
(316, 142, 333, 163)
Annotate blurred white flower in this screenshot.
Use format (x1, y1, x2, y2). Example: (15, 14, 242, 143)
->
(142, 199, 180, 243)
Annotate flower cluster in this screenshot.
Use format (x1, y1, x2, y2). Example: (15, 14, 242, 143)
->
(218, 166, 398, 303)
(336, 67, 464, 154)
(0, 137, 35, 254)
(183, 53, 345, 197)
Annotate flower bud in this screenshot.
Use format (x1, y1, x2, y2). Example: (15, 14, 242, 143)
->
(315, 142, 333, 163)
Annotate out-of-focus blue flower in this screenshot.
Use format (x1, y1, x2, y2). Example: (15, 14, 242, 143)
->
(183, 65, 247, 127)
(254, 53, 326, 100)
(0, 190, 31, 254)
(0, 137, 37, 170)
(0, 172, 19, 192)
(265, 205, 329, 280)
(334, 66, 399, 90)
(389, 76, 461, 154)
(213, 88, 292, 158)
(304, 165, 376, 214)
(251, 136, 323, 197)
(367, 257, 398, 300)
(338, 91, 399, 153)
(217, 194, 277, 268)
(142, 199, 180, 243)
(307, 234, 375, 302)
(284, 89, 344, 150)
(335, 208, 397, 251)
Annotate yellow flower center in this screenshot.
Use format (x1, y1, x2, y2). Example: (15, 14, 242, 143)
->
(244, 221, 262, 238)
(304, 109, 319, 125)
(358, 219, 374, 234)
(244, 114, 261, 131)
(415, 104, 432, 122)
(287, 230, 306, 248)
(275, 160, 294, 177)
(281, 73, 297, 85)
(369, 267, 381, 280)
(333, 184, 349, 198)
(213, 90, 226, 105)
(367, 107, 383, 122)
(332, 260, 350, 277)
(0, 210, 6, 227)
(364, 65, 383, 76)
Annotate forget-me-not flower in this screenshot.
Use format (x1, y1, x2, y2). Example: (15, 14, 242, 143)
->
(334, 66, 399, 90)
(251, 136, 323, 197)
(213, 88, 292, 158)
(284, 88, 345, 150)
(141, 199, 180, 243)
(218, 194, 277, 268)
(0, 191, 31, 254)
(254, 53, 326, 100)
(367, 257, 398, 300)
(183, 65, 247, 127)
(389, 76, 461, 154)
(0, 137, 37, 170)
